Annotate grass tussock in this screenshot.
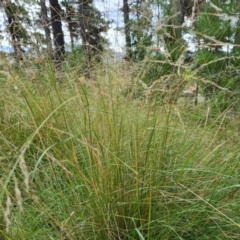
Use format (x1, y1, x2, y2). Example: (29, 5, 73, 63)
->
(0, 60, 240, 240)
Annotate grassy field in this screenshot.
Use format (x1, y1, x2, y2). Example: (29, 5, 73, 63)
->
(1, 58, 240, 239)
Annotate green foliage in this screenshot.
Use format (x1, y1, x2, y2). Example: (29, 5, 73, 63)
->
(160, 0, 182, 40)
(129, 24, 152, 61)
(127, 2, 153, 61)
(142, 52, 175, 86)
(64, 46, 85, 69)
(80, 0, 110, 62)
(195, 2, 233, 52)
(61, 0, 79, 49)
(4, 2, 30, 44)
(191, 1, 240, 108)
(140, 0, 193, 87)
(195, 49, 228, 75)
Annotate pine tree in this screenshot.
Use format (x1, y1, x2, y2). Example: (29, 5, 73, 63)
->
(130, 1, 153, 61)
(78, 0, 109, 77)
(40, 0, 53, 58)
(123, 0, 131, 59)
(122, 1, 153, 61)
(0, 1, 30, 63)
(49, 0, 65, 64)
(159, 0, 185, 62)
(185, 0, 240, 109)
(61, 0, 79, 50)
(194, 2, 234, 86)
(232, 1, 240, 54)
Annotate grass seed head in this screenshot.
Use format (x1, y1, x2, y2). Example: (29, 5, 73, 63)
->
(19, 145, 30, 193)
(14, 176, 23, 212)
(4, 195, 12, 233)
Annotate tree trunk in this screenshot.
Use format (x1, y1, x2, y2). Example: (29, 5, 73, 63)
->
(65, 4, 75, 51)
(49, 0, 65, 64)
(234, 16, 240, 51)
(78, 0, 91, 78)
(2, 1, 24, 63)
(171, 0, 182, 39)
(40, 0, 53, 58)
(123, 0, 131, 60)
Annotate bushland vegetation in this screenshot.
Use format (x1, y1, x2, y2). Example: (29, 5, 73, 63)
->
(1, 1, 240, 239)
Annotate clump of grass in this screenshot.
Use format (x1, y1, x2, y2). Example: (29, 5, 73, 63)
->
(1, 60, 240, 239)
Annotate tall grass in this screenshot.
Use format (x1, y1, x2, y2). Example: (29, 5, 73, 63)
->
(0, 59, 240, 239)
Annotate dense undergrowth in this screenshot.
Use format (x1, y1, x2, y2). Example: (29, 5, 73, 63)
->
(0, 57, 240, 240)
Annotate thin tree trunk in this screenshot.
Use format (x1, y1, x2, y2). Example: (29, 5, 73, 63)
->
(179, 0, 185, 24)
(234, 16, 240, 51)
(2, 1, 24, 63)
(78, 0, 91, 78)
(194, 83, 198, 106)
(49, 0, 65, 64)
(40, 0, 53, 58)
(157, 1, 161, 47)
(65, 4, 75, 51)
(171, 0, 182, 39)
(123, 0, 131, 60)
